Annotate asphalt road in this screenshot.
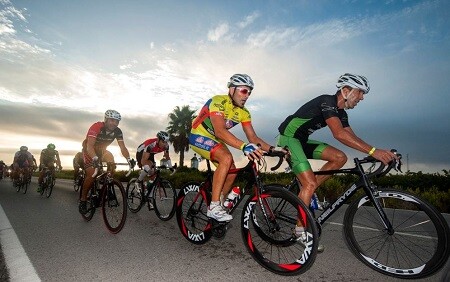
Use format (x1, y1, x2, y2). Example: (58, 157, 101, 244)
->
(0, 177, 449, 282)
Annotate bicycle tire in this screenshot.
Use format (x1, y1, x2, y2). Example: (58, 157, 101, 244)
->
(126, 178, 143, 213)
(22, 176, 28, 194)
(74, 175, 81, 192)
(344, 188, 450, 279)
(102, 179, 127, 234)
(45, 176, 55, 198)
(153, 179, 176, 221)
(15, 179, 20, 192)
(241, 185, 319, 276)
(79, 184, 95, 221)
(176, 181, 213, 244)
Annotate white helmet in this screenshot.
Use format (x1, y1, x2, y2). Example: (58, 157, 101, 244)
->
(104, 109, 121, 121)
(227, 74, 254, 90)
(336, 73, 370, 94)
(157, 131, 169, 142)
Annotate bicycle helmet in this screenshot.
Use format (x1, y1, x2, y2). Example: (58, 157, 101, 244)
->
(104, 109, 122, 121)
(227, 74, 254, 90)
(336, 73, 370, 94)
(157, 131, 169, 142)
(47, 143, 56, 150)
(20, 146, 28, 151)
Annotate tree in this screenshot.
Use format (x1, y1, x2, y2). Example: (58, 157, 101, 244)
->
(166, 105, 197, 167)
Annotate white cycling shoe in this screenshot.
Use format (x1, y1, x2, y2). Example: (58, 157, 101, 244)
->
(207, 204, 232, 222)
(295, 226, 324, 253)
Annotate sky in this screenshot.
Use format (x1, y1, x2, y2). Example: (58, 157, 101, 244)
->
(0, 0, 449, 173)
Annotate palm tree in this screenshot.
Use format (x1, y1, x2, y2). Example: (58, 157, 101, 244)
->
(166, 105, 197, 167)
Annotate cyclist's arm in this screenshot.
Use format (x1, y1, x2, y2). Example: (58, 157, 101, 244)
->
(327, 117, 396, 164)
(117, 139, 131, 160)
(242, 123, 273, 152)
(55, 152, 62, 167)
(85, 136, 97, 158)
(210, 114, 246, 149)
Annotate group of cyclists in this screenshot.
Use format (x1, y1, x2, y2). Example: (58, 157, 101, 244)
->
(3, 72, 397, 253)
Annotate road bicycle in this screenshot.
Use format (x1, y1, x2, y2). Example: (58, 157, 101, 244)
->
(176, 151, 319, 276)
(73, 169, 85, 192)
(14, 167, 32, 194)
(39, 166, 59, 198)
(281, 149, 449, 279)
(126, 165, 177, 221)
(79, 162, 131, 234)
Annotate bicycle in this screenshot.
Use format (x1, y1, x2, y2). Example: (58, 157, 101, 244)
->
(282, 149, 450, 279)
(14, 167, 32, 194)
(79, 162, 131, 234)
(176, 151, 319, 276)
(126, 164, 177, 221)
(73, 169, 85, 192)
(39, 166, 59, 198)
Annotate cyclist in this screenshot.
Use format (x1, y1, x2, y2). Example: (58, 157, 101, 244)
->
(277, 73, 397, 249)
(135, 131, 172, 190)
(78, 109, 135, 214)
(0, 160, 5, 179)
(12, 146, 37, 183)
(190, 74, 284, 222)
(73, 151, 84, 183)
(38, 143, 63, 192)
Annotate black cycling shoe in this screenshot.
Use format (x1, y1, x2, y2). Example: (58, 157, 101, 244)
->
(78, 201, 88, 214)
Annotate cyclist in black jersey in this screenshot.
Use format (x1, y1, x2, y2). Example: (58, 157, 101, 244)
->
(278, 73, 397, 249)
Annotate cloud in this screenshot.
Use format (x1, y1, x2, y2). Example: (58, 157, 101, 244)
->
(238, 11, 260, 28)
(207, 23, 230, 42)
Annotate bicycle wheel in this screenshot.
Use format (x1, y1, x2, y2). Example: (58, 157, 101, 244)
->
(101, 179, 127, 234)
(152, 179, 176, 221)
(22, 176, 28, 194)
(176, 181, 213, 244)
(344, 188, 450, 279)
(74, 175, 81, 192)
(79, 185, 95, 221)
(241, 185, 319, 276)
(45, 176, 55, 198)
(125, 178, 143, 213)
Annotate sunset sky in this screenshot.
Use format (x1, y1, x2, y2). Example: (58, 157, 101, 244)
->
(1, 0, 449, 173)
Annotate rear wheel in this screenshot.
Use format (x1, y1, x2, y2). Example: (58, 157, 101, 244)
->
(102, 179, 127, 234)
(45, 175, 55, 198)
(241, 185, 318, 276)
(153, 179, 176, 221)
(176, 182, 212, 244)
(125, 178, 143, 213)
(344, 189, 450, 279)
(22, 175, 28, 194)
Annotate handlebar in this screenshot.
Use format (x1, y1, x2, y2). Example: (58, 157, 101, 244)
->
(263, 150, 286, 171)
(92, 162, 134, 178)
(358, 149, 402, 178)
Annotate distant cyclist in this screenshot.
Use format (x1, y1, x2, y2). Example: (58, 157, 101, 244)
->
(0, 160, 5, 179)
(73, 151, 84, 182)
(12, 146, 37, 183)
(135, 131, 173, 190)
(79, 110, 135, 214)
(278, 73, 397, 249)
(38, 143, 63, 192)
(190, 74, 285, 222)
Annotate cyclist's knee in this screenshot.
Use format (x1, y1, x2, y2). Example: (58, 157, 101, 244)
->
(332, 151, 347, 167)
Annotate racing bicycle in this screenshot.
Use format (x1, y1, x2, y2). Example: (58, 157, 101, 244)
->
(14, 167, 32, 194)
(176, 151, 319, 276)
(126, 164, 177, 221)
(79, 162, 131, 234)
(282, 149, 449, 279)
(39, 166, 59, 198)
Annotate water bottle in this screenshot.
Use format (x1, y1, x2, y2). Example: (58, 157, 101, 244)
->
(223, 186, 240, 209)
(310, 193, 319, 210)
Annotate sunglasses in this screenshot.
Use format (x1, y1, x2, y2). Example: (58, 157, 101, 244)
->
(236, 87, 251, 95)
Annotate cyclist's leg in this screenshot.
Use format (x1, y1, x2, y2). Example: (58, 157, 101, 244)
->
(313, 142, 346, 186)
(102, 150, 115, 173)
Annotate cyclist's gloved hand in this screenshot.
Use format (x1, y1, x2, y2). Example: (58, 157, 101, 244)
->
(242, 143, 262, 161)
(92, 156, 99, 167)
(127, 158, 136, 169)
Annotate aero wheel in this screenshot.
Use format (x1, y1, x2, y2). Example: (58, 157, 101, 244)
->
(153, 179, 176, 221)
(176, 182, 212, 244)
(102, 179, 127, 234)
(241, 185, 318, 276)
(125, 178, 143, 213)
(344, 189, 450, 279)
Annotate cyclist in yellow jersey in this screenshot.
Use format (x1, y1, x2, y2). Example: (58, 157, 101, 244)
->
(190, 74, 286, 222)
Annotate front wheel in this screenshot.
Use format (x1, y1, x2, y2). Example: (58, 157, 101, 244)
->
(176, 182, 212, 244)
(344, 189, 450, 279)
(152, 179, 176, 221)
(241, 186, 319, 276)
(102, 179, 127, 234)
(79, 185, 95, 221)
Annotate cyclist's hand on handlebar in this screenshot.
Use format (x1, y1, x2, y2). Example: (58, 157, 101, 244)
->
(127, 158, 136, 169)
(242, 143, 263, 161)
(371, 148, 398, 165)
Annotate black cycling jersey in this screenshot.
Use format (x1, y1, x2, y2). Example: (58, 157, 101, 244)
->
(278, 94, 349, 142)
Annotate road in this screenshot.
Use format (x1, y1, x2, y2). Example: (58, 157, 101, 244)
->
(0, 177, 449, 281)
